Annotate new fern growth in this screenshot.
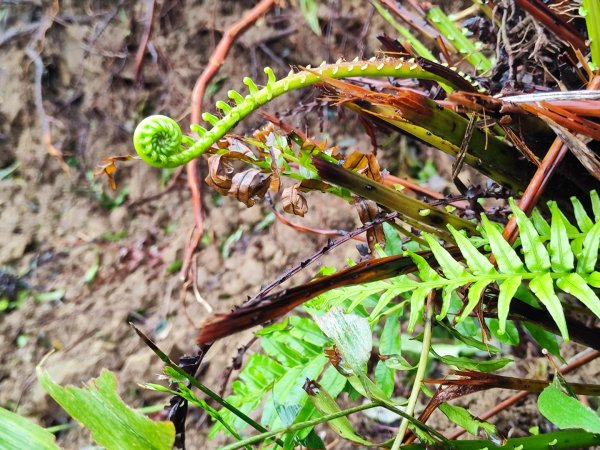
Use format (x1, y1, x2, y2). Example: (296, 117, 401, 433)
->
(132, 57, 482, 168)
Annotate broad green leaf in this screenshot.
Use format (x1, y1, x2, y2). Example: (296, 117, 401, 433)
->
(480, 214, 523, 274)
(409, 251, 442, 282)
(315, 308, 372, 375)
(549, 203, 574, 272)
(261, 334, 306, 367)
(448, 225, 495, 275)
(374, 361, 394, 399)
(383, 222, 403, 255)
(529, 273, 569, 340)
(538, 384, 600, 432)
(437, 282, 461, 321)
(289, 316, 330, 347)
(591, 190, 600, 221)
(497, 276, 522, 335)
(256, 319, 290, 336)
(530, 208, 551, 237)
(272, 355, 327, 426)
(430, 348, 512, 372)
(439, 403, 497, 437)
(0, 407, 59, 450)
(523, 322, 562, 359)
(571, 235, 585, 263)
(379, 313, 401, 355)
(570, 196, 594, 232)
(408, 287, 432, 332)
(319, 365, 347, 398)
(587, 271, 600, 288)
(437, 320, 500, 353)
(423, 234, 467, 279)
(557, 273, 600, 318)
(548, 201, 581, 235)
(305, 381, 379, 446)
(287, 365, 347, 444)
(213, 353, 284, 436)
(383, 355, 418, 370)
(37, 369, 175, 450)
(355, 374, 398, 404)
(577, 221, 600, 274)
(454, 316, 479, 338)
(487, 318, 519, 345)
(457, 280, 490, 322)
(300, 430, 325, 449)
(509, 198, 550, 272)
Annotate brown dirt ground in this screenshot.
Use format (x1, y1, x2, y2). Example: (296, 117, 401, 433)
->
(0, 1, 598, 450)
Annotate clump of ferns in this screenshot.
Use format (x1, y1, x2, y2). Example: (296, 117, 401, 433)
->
(203, 191, 600, 444)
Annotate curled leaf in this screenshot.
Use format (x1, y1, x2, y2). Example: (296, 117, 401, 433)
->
(343, 151, 382, 182)
(95, 154, 135, 190)
(282, 184, 308, 217)
(205, 154, 233, 195)
(324, 347, 353, 376)
(229, 169, 271, 207)
(252, 123, 278, 144)
(354, 199, 385, 253)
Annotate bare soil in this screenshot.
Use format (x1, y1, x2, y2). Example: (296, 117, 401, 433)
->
(0, 2, 598, 450)
(0, 1, 382, 448)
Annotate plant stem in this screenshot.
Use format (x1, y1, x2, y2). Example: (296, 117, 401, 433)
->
(130, 324, 281, 445)
(219, 401, 379, 450)
(391, 297, 433, 450)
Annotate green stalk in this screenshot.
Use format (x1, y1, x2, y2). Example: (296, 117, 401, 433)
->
(133, 58, 470, 168)
(582, 0, 600, 68)
(130, 324, 282, 446)
(402, 430, 600, 450)
(313, 157, 477, 239)
(427, 6, 492, 72)
(218, 401, 379, 450)
(391, 299, 433, 450)
(371, 0, 437, 61)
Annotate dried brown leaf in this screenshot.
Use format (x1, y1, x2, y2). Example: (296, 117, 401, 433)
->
(354, 198, 385, 253)
(252, 123, 277, 144)
(95, 154, 135, 191)
(545, 120, 600, 181)
(205, 154, 233, 195)
(224, 137, 255, 156)
(343, 151, 382, 182)
(229, 169, 271, 207)
(324, 347, 353, 376)
(282, 184, 308, 217)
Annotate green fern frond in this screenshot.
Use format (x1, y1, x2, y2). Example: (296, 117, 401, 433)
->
(308, 191, 600, 341)
(210, 316, 346, 447)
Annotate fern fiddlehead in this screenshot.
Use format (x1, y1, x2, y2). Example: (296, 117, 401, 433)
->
(133, 115, 189, 167)
(133, 57, 481, 168)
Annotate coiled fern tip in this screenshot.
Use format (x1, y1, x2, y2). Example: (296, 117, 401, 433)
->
(133, 115, 183, 168)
